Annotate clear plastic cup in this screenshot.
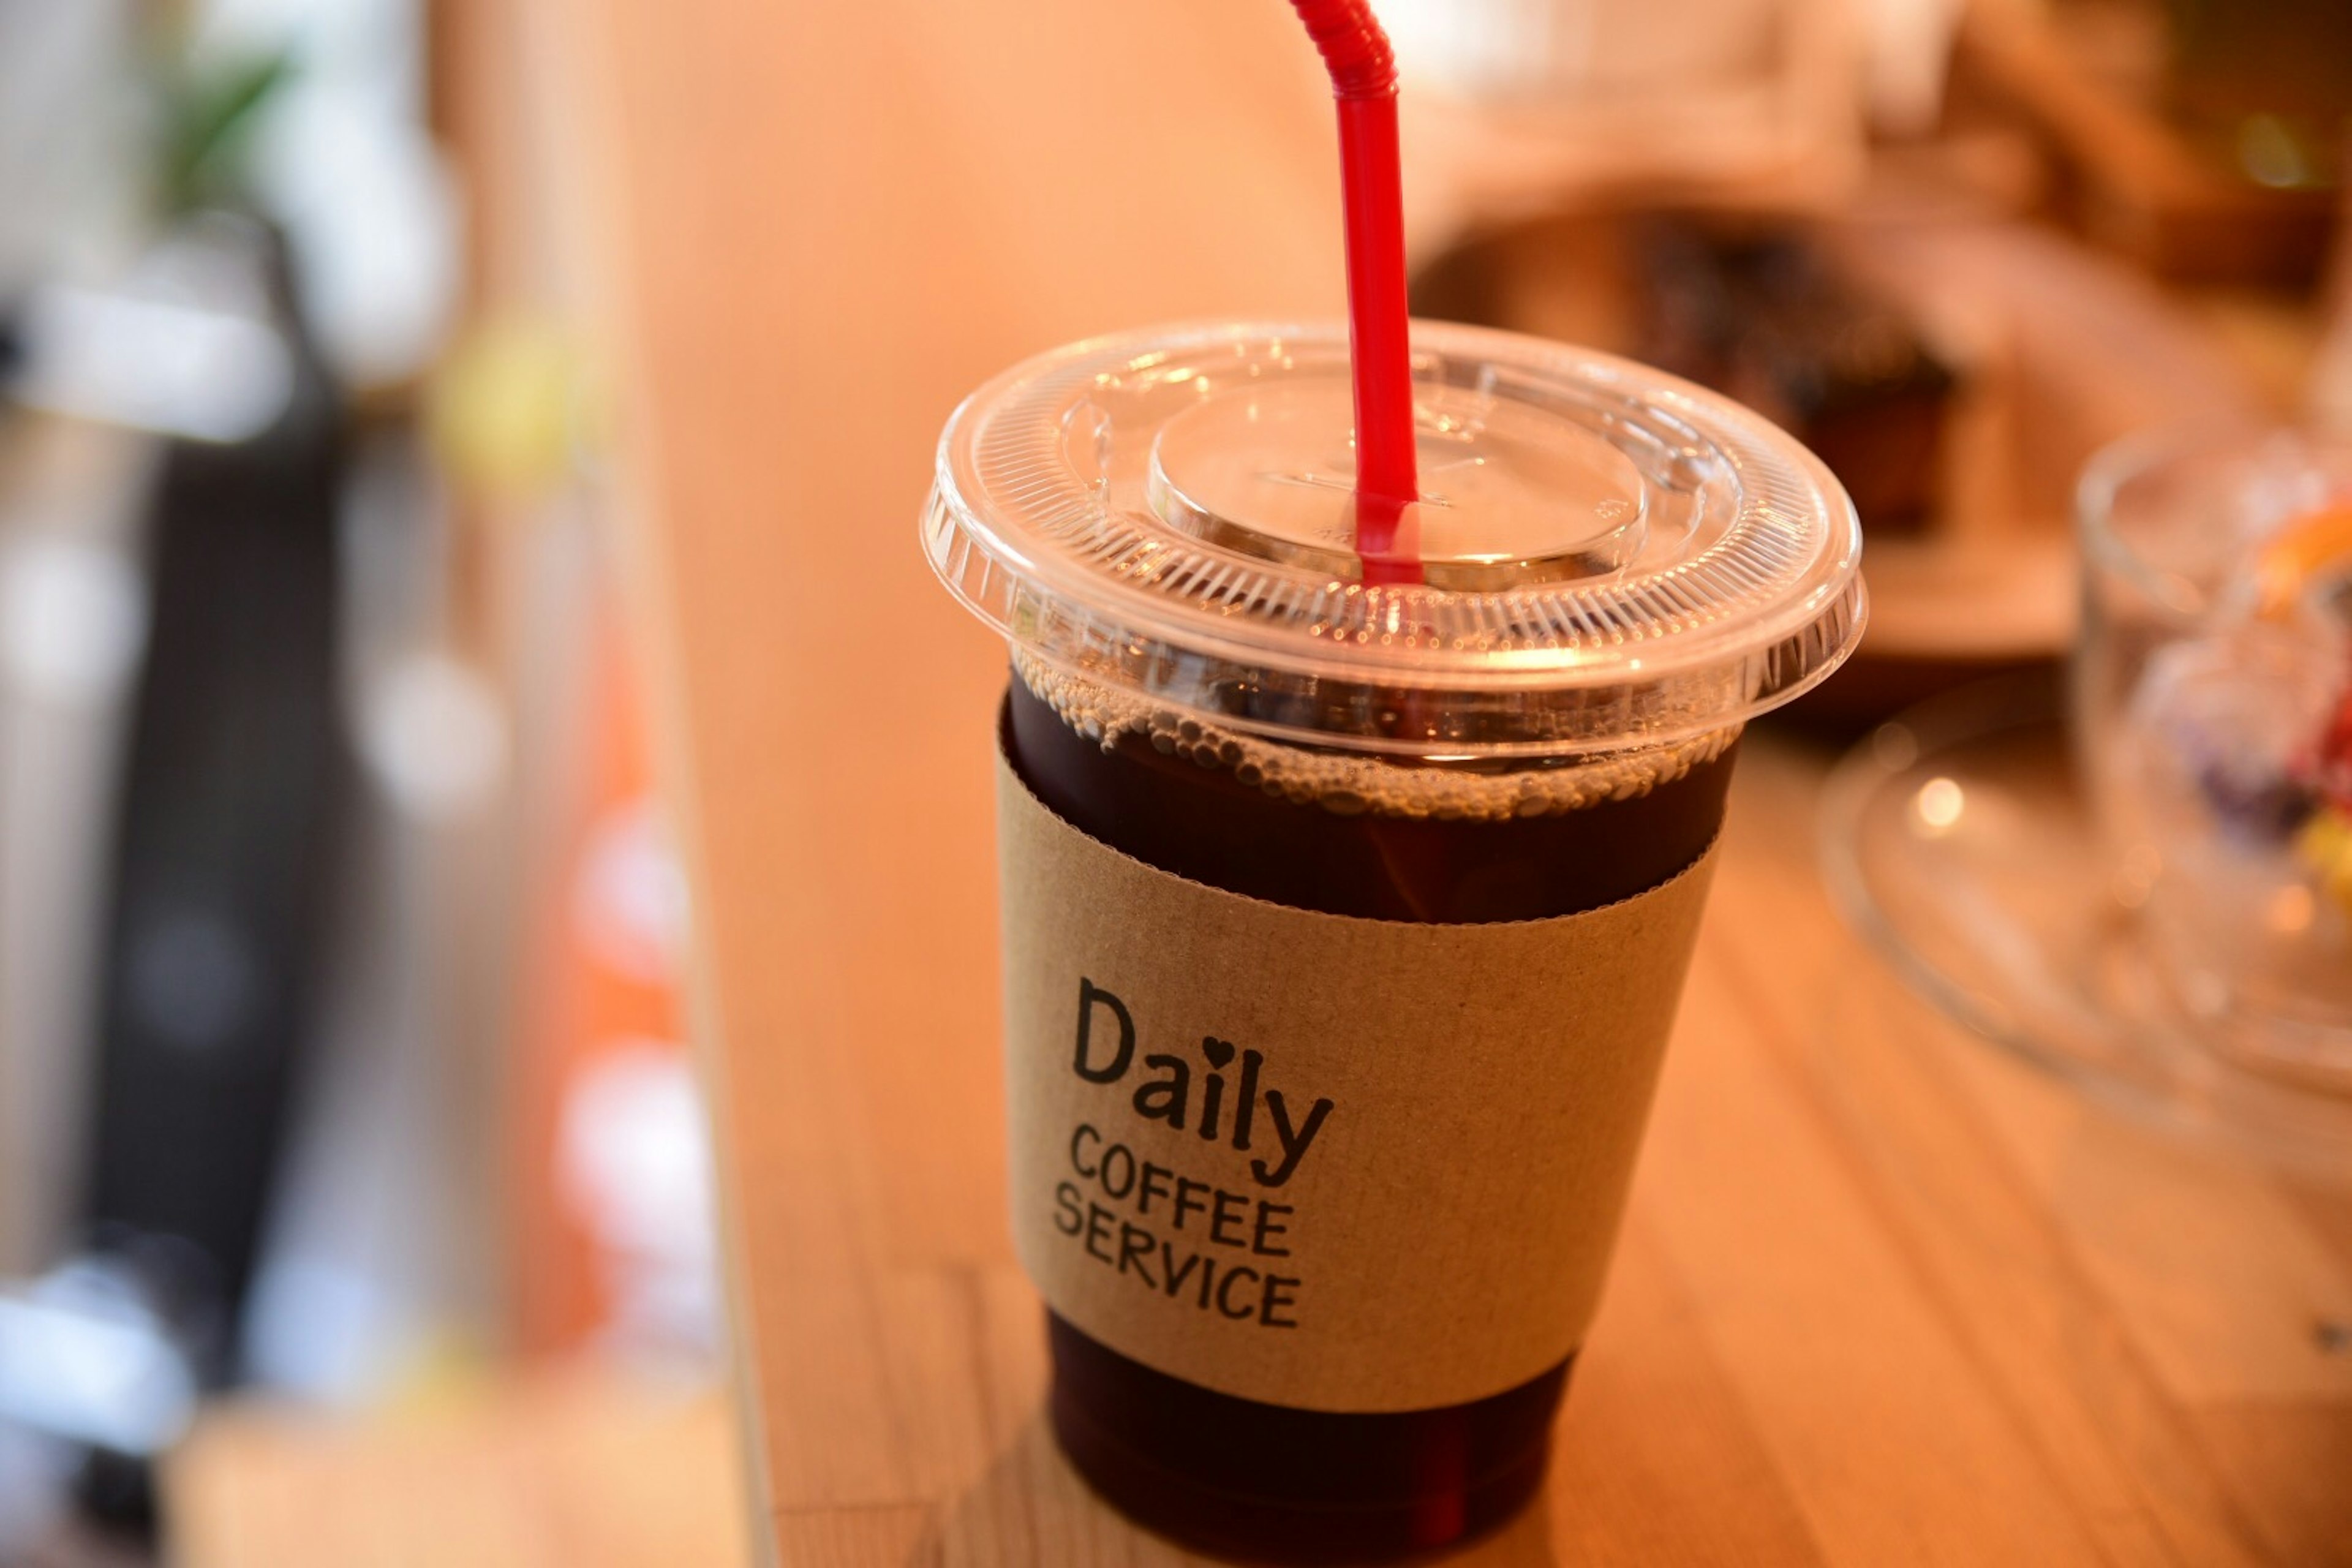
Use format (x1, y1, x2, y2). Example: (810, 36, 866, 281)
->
(921, 320, 1864, 1559)
(2075, 426, 2352, 1090)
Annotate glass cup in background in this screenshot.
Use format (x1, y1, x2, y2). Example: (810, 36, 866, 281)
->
(922, 321, 1864, 1559)
(2075, 427, 2352, 1090)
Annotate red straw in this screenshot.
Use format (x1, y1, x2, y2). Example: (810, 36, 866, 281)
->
(1287, 0, 1422, 586)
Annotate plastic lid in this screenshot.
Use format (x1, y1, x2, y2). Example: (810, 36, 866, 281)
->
(923, 320, 1865, 757)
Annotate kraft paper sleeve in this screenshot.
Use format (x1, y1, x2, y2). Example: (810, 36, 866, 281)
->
(996, 746, 1717, 1414)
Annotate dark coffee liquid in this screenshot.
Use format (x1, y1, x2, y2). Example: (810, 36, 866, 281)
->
(1003, 677, 1735, 1561)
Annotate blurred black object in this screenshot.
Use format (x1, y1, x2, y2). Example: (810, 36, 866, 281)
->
(79, 221, 348, 1403)
(1635, 222, 1958, 539)
(1415, 212, 1961, 540)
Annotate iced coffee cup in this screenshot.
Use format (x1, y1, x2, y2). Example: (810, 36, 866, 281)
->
(921, 319, 1864, 1560)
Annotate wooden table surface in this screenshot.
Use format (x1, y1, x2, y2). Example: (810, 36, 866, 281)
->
(554, 3, 2352, 1563)
(168, 1374, 753, 1568)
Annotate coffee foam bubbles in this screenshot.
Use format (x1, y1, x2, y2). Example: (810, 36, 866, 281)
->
(1017, 655, 1736, 824)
